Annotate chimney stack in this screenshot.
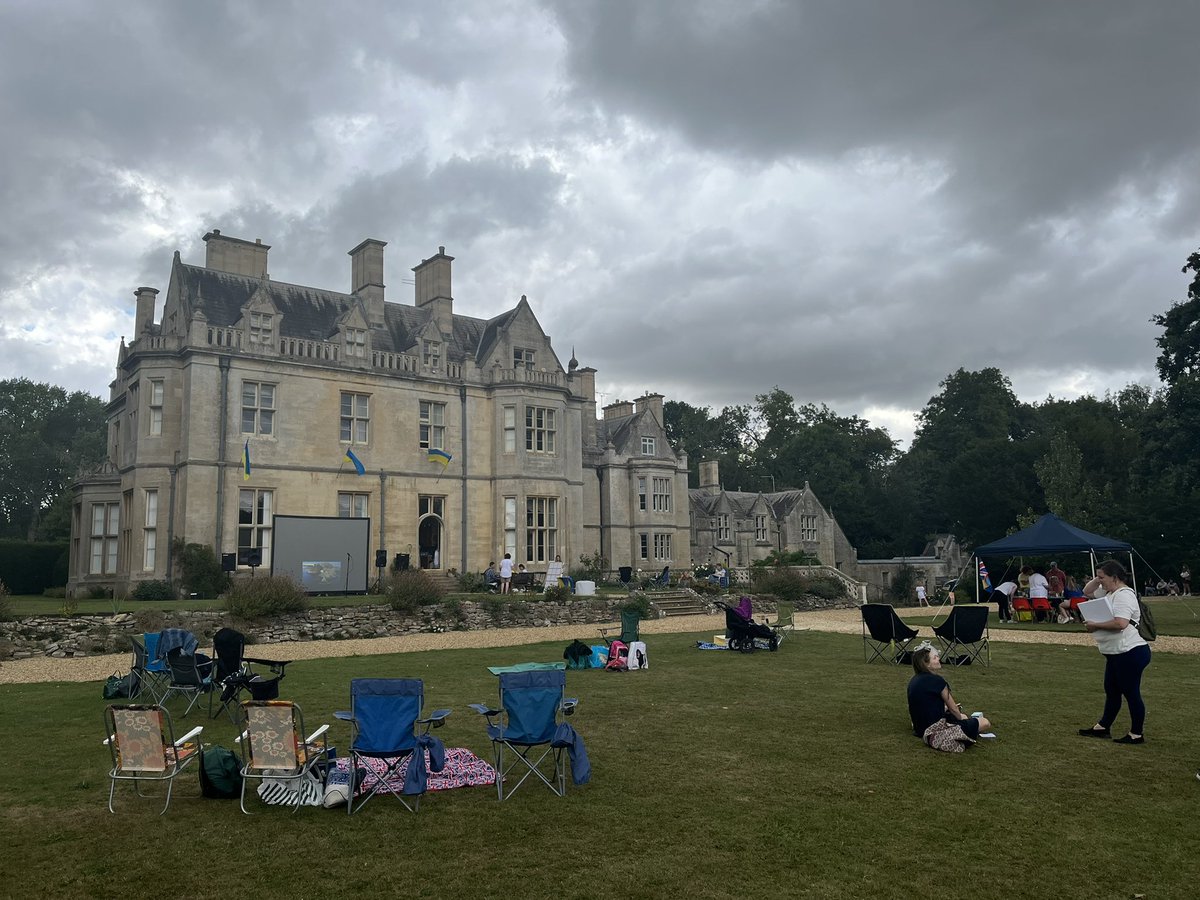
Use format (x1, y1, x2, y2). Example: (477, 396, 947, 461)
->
(203, 229, 269, 277)
(133, 287, 159, 336)
(349, 238, 387, 328)
(699, 459, 720, 490)
(602, 400, 635, 420)
(636, 392, 665, 426)
(412, 246, 454, 334)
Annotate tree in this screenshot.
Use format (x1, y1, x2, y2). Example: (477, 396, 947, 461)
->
(663, 399, 755, 488)
(0, 379, 107, 539)
(1150, 247, 1200, 384)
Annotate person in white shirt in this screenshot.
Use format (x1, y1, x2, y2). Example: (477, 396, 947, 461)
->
(915, 584, 929, 607)
(990, 580, 1018, 623)
(1028, 567, 1051, 621)
(1077, 560, 1150, 745)
(499, 553, 513, 594)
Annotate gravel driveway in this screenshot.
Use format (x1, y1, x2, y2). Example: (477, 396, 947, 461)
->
(3, 604, 1196, 685)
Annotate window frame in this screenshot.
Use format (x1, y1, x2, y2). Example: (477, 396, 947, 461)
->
(641, 436, 656, 456)
(419, 400, 446, 450)
(652, 477, 672, 512)
(345, 327, 366, 358)
(525, 496, 557, 564)
(238, 488, 273, 568)
(241, 381, 276, 436)
(89, 501, 119, 575)
(340, 391, 370, 445)
(143, 489, 158, 571)
(148, 379, 163, 436)
(514, 347, 535, 370)
(338, 492, 370, 518)
(525, 406, 557, 454)
(248, 311, 273, 347)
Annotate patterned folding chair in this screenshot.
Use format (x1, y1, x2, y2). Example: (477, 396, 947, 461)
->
(103, 704, 203, 815)
(334, 679, 450, 815)
(470, 669, 589, 801)
(236, 701, 329, 814)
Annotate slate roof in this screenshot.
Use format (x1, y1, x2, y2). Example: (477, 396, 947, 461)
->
(689, 487, 808, 518)
(174, 262, 498, 362)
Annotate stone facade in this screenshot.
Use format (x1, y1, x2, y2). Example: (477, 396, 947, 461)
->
(68, 232, 690, 597)
(854, 533, 967, 602)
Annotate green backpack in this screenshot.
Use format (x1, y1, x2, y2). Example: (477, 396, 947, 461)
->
(199, 746, 244, 799)
(1134, 597, 1157, 643)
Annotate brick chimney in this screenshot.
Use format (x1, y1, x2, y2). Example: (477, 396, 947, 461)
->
(412, 246, 453, 334)
(203, 230, 269, 277)
(349, 238, 387, 328)
(699, 459, 720, 490)
(636, 392, 664, 426)
(133, 286, 159, 336)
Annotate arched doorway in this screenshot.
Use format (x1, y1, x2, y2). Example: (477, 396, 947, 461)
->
(418, 515, 442, 569)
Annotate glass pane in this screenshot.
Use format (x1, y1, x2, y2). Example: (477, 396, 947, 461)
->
(151, 381, 163, 404)
(432, 404, 443, 425)
(92, 505, 105, 536)
(238, 526, 253, 550)
(242, 410, 256, 433)
(504, 431, 515, 452)
(354, 495, 368, 517)
(145, 491, 157, 526)
(503, 407, 514, 428)
(340, 394, 352, 417)
(260, 410, 273, 435)
(355, 420, 367, 443)
(108, 504, 119, 535)
(504, 498, 516, 529)
(420, 401, 429, 419)
(242, 384, 257, 407)
(340, 419, 351, 442)
(356, 395, 368, 417)
(259, 385, 274, 408)
(338, 494, 350, 517)
(259, 491, 272, 523)
(239, 491, 253, 523)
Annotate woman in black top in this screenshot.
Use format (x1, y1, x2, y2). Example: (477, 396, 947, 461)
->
(907, 645, 991, 739)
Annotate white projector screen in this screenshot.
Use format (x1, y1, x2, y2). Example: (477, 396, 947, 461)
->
(271, 515, 371, 594)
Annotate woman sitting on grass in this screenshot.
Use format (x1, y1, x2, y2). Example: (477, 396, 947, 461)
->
(907, 644, 991, 750)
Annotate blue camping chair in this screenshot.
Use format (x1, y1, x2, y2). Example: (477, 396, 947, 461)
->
(470, 669, 589, 800)
(334, 678, 450, 814)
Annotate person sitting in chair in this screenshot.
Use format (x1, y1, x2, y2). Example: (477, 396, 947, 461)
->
(908, 644, 991, 747)
(710, 563, 727, 586)
(484, 562, 499, 593)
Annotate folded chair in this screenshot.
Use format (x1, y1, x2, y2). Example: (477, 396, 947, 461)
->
(211, 628, 292, 723)
(236, 701, 329, 814)
(470, 669, 589, 800)
(334, 679, 450, 815)
(103, 704, 203, 815)
(163, 648, 216, 717)
(932, 605, 991, 667)
(861, 603, 920, 664)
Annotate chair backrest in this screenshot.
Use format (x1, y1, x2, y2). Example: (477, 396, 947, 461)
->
(143, 632, 167, 673)
(619, 609, 641, 644)
(1012, 597, 1032, 610)
(498, 670, 566, 744)
(658, 566, 670, 584)
(935, 605, 988, 642)
(166, 650, 207, 687)
(349, 678, 423, 754)
(243, 701, 303, 771)
(618, 566, 633, 585)
(107, 705, 172, 773)
(131, 635, 149, 672)
(776, 601, 794, 626)
(512, 572, 533, 588)
(861, 604, 915, 641)
(213, 628, 246, 681)
(156, 628, 199, 661)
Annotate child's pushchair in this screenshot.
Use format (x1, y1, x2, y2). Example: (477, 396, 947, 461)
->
(717, 600, 779, 653)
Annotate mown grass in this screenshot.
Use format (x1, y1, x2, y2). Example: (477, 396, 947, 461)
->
(2, 628, 1198, 899)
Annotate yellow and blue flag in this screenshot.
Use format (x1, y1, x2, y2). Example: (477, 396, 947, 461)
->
(344, 448, 366, 476)
(241, 439, 251, 481)
(427, 448, 452, 468)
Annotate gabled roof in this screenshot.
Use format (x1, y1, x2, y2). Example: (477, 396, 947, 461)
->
(689, 486, 816, 520)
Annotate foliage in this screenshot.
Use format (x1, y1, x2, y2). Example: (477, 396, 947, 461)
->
(439, 597, 467, 628)
(387, 569, 445, 614)
(0, 379, 107, 540)
(886, 563, 920, 606)
(223, 575, 309, 618)
(482, 595, 507, 624)
(573, 550, 608, 583)
(0, 579, 10, 620)
(59, 594, 79, 615)
(751, 567, 847, 601)
(801, 574, 849, 600)
(456, 571, 490, 593)
(131, 579, 176, 601)
(173, 539, 229, 599)
(543, 583, 572, 603)
(751, 549, 821, 567)
(0, 540, 69, 594)
(621, 593, 652, 620)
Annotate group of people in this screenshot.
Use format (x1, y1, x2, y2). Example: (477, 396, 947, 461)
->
(483, 554, 567, 594)
(985, 562, 1086, 623)
(909, 559, 1151, 752)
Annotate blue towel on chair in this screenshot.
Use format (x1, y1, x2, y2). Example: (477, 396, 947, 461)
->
(552, 723, 591, 785)
(401, 733, 447, 795)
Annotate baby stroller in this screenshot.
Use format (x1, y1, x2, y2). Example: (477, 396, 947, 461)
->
(718, 600, 778, 653)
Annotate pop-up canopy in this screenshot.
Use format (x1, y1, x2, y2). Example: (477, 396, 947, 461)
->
(974, 513, 1131, 556)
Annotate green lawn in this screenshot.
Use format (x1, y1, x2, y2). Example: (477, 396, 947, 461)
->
(904, 596, 1200, 638)
(2, 629, 1197, 899)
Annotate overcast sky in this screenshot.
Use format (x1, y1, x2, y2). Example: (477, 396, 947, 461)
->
(2, 1, 1196, 446)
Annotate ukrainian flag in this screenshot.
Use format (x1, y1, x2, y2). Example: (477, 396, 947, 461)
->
(427, 448, 452, 468)
(344, 448, 366, 476)
(241, 439, 251, 481)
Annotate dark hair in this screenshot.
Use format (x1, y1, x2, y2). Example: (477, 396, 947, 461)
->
(1021, 565, 1033, 574)
(1098, 559, 1129, 585)
(912, 646, 936, 674)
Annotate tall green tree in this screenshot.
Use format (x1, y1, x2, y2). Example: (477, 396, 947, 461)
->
(664, 399, 755, 488)
(0, 379, 107, 540)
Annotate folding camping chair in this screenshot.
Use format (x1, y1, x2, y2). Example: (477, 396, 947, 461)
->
(600, 609, 641, 647)
(768, 601, 796, 644)
(211, 628, 291, 724)
(932, 605, 991, 667)
(654, 566, 671, 587)
(470, 669, 585, 800)
(163, 649, 215, 717)
(334, 679, 450, 815)
(236, 701, 329, 814)
(618, 566, 634, 590)
(130, 635, 167, 702)
(860, 603, 920, 664)
(103, 704, 203, 815)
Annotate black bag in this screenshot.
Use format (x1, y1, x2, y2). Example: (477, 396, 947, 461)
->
(563, 639, 592, 669)
(102, 671, 139, 699)
(199, 745, 244, 799)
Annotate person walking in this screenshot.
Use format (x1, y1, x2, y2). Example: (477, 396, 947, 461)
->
(1077, 560, 1151, 745)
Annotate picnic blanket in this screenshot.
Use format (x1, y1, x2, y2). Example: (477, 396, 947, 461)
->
(334, 747, 496, 792)
(695, 642, 728, 651)
(486, 661, 566, 675)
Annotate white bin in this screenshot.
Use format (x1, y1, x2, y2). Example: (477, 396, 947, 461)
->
(575, 580, 596, 595)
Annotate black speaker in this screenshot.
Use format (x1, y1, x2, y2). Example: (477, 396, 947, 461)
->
(246, 548, 262, 568)
(375, 549, 387, 568)
(221, 553, 236, 572)
(394, 553, 410, 571)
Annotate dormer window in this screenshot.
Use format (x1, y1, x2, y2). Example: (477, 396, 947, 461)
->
(514, 348, 535, 370)
(345, 327, 366, 358)
(248, 312, 273, 347)
(423, 340, 441, 369)
(641, 436, 656, 455)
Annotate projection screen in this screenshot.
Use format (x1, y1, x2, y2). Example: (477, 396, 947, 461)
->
(270, 515, 371, 594)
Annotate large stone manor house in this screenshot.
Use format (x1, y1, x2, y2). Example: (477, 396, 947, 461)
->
(68, 231, 691, 596)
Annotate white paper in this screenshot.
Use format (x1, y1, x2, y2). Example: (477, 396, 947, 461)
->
(1077, 596, 1114, 624)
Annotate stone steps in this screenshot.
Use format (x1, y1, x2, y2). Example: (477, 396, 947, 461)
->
(650, 591, 711, 617)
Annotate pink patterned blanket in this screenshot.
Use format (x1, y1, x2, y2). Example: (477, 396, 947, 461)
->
(334, 747, 496, 791)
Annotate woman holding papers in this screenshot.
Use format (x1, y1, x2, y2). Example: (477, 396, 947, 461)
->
(1077, 560, 1150, 745)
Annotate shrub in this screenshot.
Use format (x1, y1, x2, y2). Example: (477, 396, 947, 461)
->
(440, 597, 468, 628)
(750, 567, 808, 600)
(86, 586, 109, 600)
(802, 574, 848, 600)
(751, 549, 822, 568)
(482, 595, 507, 624)
(174, 539, 229, 598)
(0, 540, 69, 594)
(622, 593, 652, 620)
(41, 586, 66, 599)
(574, 551, 608, 583)
(387, 569, 444, 615)
(543, 583, 571, 603)
(131, 579, 176, 601)
(0, 579, 10, 620)
(457, 571, 490, 593)
(223, 575, 309, 618)
(886, 563, 919, 606)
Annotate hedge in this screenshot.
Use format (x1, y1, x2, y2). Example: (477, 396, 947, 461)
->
(0, 541, 69, 594)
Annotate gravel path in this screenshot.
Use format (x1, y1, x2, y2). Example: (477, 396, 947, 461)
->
(3, 604, 1197, 686)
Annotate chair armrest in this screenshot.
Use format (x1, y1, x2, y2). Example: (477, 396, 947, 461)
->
(175, 726, 203, 746)
(305, 724, 330, 744)
(418, 708, 452, 726)
(103, 734, 114, 746)
(235, 730, 248, 745)
(333, 710, 354, 721)
(468, 703, 499, 717)
(562, 698, 579, 716)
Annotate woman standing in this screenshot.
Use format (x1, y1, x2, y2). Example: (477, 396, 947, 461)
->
(1078, 560, 1150, 745)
